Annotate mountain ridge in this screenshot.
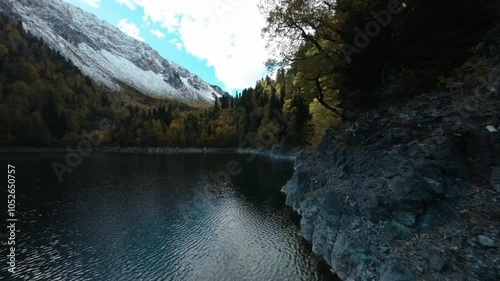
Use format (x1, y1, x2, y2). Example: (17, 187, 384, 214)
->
(1, 0, 226, 105)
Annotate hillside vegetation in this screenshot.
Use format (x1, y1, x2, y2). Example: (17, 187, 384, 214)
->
(0, 16, 309, 148)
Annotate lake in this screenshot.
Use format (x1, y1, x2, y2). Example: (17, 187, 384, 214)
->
(1, 152, 337, 280)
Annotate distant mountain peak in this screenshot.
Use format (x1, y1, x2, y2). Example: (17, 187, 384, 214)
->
(2, 0, 225, 105)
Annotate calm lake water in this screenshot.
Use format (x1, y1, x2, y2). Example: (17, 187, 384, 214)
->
(1, 153, 337, 281)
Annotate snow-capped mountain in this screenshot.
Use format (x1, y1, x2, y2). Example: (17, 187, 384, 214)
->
(0, 0, 225, 105)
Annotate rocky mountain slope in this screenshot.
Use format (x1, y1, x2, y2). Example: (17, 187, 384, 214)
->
(0, 0, 225, 105)
(282, 27, 500, 280)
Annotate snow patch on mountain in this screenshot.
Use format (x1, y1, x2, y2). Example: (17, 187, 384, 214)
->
(2, 0, 225, 105)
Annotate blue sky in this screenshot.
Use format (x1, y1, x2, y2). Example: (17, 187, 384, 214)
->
(62, 0, 269, 95)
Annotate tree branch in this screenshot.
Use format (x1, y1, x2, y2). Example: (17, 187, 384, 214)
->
(307, 75, 346, 121)
(283, 52, 321, 62)
(285, 16, 323, 52)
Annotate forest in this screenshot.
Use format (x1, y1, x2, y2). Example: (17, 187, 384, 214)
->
(0, 15, 313, 148)
(0, 0, 498, 148)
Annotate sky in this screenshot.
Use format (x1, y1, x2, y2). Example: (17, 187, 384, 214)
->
(62, 0, 270, 94)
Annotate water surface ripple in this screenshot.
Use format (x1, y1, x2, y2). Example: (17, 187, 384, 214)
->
(2, 153, 336, 281)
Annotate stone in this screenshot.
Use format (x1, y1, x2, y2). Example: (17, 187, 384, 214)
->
(486, 125, 498, 133)
(428, 253, 447, 271)
(478, 235, 495, 248)
(421, 176, 447, 196)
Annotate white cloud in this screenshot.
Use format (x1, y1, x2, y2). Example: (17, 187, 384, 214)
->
(79, 0, 100, 8)
(115, 0, 136, 10)
(169, 38, 183, 50)
(117, 19, 145, 42)
(150, 29, 165, 39)
(115, 0, 268, 91)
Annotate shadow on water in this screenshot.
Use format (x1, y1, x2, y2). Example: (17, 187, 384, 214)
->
(282, 197, 341, 281)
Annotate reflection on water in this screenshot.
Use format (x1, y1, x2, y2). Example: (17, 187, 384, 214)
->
(1, 153, 337, 281)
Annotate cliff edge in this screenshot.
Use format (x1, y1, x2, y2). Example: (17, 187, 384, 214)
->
(282, 27, 500, 281)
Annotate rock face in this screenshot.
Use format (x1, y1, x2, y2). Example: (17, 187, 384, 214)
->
(282, 42, 500, 280)
(0, 0, 225, 105)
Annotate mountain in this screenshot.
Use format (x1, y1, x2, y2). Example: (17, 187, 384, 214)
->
(0, 0, 225, 105)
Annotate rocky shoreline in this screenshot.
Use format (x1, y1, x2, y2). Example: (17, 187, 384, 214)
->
(281, 85, 500, 279)
(0, 146, 236, 154)
(278, 26, 500, 280)
(0, 145, 301, 160)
